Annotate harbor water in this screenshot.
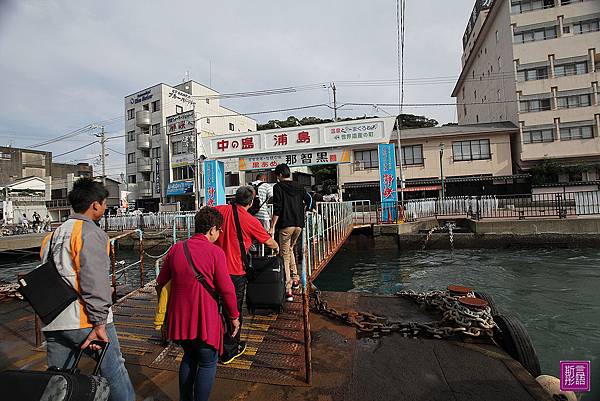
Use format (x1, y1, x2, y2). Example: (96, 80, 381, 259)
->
(315, 234, 600, 399)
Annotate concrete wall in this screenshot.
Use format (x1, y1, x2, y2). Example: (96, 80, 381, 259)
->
(456, 0, 519, 125)
(468, 216, 600, 234)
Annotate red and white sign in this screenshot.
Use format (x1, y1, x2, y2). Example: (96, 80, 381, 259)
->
(203, 117, 395, 159)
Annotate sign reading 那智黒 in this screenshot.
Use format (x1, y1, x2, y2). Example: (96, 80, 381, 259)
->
(239, 148, 350, 171)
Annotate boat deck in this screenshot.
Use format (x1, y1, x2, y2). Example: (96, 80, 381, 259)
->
(0, 290, 552, 401)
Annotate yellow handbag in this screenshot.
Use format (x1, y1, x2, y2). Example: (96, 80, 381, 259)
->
(154, 281, 171, 330)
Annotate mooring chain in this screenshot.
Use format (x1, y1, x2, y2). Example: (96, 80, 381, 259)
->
(0, 283, 23, 300)
(397, 289, 496, 337)
(310, 288, 496, 340)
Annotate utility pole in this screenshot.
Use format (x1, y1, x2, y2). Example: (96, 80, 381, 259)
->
(94, 125, 106, 185)
(331, 82, 338, 121)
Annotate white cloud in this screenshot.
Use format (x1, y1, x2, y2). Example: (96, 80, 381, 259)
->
(0, 0, 475, 173)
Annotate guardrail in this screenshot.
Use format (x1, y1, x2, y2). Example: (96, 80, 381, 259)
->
(365, 190, 600, 223)
(100, 211, 196, 231)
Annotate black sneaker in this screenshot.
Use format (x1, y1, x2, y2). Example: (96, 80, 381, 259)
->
(220, 342, 247, 365)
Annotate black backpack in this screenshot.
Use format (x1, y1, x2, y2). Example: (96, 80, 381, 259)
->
(248, 182, 269, 215)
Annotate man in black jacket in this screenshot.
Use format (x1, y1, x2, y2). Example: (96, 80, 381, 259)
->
(269, 164, 312, 301)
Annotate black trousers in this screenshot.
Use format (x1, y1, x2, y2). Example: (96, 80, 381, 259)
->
(223, 274, 246, 358)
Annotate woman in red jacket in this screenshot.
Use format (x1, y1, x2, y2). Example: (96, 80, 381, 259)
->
(157, 207, 240, 401)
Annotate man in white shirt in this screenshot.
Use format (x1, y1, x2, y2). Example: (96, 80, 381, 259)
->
(251, 173, 273, 231)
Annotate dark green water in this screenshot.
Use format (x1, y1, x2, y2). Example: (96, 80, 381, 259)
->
(315, 234, 600, 399)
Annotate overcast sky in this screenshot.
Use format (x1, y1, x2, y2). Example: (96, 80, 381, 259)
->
(0, 0, 475, 179)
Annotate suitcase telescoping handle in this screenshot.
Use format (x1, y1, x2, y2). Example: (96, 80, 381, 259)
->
(71, 340, 110, 376)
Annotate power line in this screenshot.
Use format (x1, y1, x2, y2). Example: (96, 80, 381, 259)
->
(53, 141, 98, 158)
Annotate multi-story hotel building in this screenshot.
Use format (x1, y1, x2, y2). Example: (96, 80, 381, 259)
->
(452, 0, 600, 180)
(124, 80, 256, 211)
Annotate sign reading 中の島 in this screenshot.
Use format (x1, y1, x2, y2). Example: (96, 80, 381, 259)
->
(239, 148, 351, 170)
(204, 160, 225, 206)
(378, 143, 398, 222)
(202, 117, 395, 159)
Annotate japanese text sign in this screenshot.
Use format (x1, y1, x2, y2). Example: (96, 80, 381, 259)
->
(378, 143, 398, 222)
(203, 117, 395, 159)
(239, 149, 351, 170)
(166, 111, 196, 135)
(203, 160, 225, 207)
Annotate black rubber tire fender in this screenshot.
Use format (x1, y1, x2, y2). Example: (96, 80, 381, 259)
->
(474, 291, 499, 315)
(494, 314, 541, 377)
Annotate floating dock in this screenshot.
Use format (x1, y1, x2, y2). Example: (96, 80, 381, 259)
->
(0, 288, 552, 401)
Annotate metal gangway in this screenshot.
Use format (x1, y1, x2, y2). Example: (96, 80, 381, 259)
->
(76, 202, 359, 386)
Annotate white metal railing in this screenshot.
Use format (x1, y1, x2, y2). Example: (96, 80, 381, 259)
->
(301, 202, 354, 282)
(100, 211, 196, 231)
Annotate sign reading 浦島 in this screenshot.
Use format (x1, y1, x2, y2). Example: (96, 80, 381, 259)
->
(239, 149, 351, 170)
(203, 117, 395, 159)
(166, 111, 196, 135)
(378, 143, 398, 222)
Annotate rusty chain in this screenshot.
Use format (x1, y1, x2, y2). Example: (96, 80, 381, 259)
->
(310, 287, 496, 340)
(0, 283, 23, 300)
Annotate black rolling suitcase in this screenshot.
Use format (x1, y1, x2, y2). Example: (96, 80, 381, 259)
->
(0, 341, 110, 401)
(246, 255, 286, 314)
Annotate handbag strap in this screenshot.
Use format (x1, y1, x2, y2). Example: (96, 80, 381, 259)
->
(182, 241, 219, 302)
(231, 203, 250, 271)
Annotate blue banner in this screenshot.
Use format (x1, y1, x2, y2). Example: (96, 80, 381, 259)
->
(378, 143, 398, 222)
(204, 160, 226, 206)
(166, 180, 193, 196)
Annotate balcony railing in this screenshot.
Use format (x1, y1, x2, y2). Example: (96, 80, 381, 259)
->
(137, 133, 150, 149)
(137, 157, 152, 172)
(138, 181, 152, 197)
(136, 110, 151, 127)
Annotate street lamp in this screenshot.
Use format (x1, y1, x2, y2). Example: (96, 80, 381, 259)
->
(439, 143, 445, 199)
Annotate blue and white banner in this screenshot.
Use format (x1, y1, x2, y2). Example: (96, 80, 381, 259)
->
(378, 143, 398, 222)
(204, 160, 226, 206)
(166, 180, 194, 196)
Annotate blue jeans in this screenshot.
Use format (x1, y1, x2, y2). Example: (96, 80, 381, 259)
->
(178, 340, 218, 401)
(44, 323, 135, 401)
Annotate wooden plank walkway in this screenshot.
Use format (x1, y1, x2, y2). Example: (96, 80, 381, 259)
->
(112, 283, 308, 386)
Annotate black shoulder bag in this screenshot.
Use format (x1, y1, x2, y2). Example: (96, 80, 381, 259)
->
(182, 241, 221, 302)
(18, 232, 79, 325)
(231, 203, 251, 272)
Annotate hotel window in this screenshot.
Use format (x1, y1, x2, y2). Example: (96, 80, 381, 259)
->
(354, 149, 379, 169)
(143, 104, 150, 111)
(229, 123, 235, 131)
(127, 152, 135, 164)
(520, 98, 552, 112)
(556, 94, 591, 109)
(127, 175, 136, 184)
(554, 61, 588, 77)
(172, 166, 194, 181)
(171, 141, 185, 155)
(514, 26, 557, 43)
(127, 109, 135, 120)
(151, 147, 160, 158)
(151, 123, 161, 135)
(176, 105, 183, 114)
(400, 145, 424, 166)
(452, 139, 491, 161)
(560, 125, 594, 141)
(517, 66, 549, 81)
(127, 130, 135, 142)
(511, 0, 554, 14)
(151, 100, 160, 112)
(573, 19, 600, 34)
(522, 129, 554, 143)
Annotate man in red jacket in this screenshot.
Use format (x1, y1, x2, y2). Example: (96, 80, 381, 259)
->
(215, 186, 279, 364)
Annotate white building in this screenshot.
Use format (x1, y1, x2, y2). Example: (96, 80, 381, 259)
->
(124, 80, 256, 211)
(452, 0, 600, 179)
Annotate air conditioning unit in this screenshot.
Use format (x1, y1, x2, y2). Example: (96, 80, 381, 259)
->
(354, 160, 365, 171)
